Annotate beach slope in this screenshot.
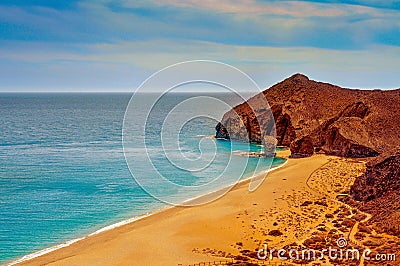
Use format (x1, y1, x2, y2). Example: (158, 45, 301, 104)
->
(16, 153, 331, 266)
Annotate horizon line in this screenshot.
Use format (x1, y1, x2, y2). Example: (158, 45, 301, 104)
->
(0, 86, 399, 93)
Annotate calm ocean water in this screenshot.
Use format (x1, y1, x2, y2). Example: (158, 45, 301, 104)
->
(0, 93, 285, 264)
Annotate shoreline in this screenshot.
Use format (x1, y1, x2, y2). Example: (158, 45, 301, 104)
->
(6, 207, 173, 266)
(13, 153, 334, 266)
(7, 154, 288, 266)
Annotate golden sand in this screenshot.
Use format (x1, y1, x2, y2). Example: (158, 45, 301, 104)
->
(16, 152, 368, 266)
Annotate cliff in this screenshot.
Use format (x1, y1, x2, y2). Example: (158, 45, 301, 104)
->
(216, 73, 400, 158)
(216, 73, 400, 233)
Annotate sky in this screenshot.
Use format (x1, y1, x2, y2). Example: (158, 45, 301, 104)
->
(0, 0, 399, 92)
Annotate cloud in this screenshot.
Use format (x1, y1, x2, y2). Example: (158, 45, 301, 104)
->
(1, 39, 399, 91)
(1, 0, 399, 48)
(115, 0, 400, 19)
(282, 0, 400, 10)
(0, 0, 399, 91)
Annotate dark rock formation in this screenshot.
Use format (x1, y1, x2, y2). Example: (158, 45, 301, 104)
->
(272, 104, 296, 146)
(347, 154, 400, 235)
(215, 122, 229, 139)
(290, 136, 314, 158)
(352, 154, 400, 202)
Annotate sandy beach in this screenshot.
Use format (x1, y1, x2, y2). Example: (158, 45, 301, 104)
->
(14, 151, 371, 266)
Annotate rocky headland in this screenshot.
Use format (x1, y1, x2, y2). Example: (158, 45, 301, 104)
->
(216, 74, 400, 236)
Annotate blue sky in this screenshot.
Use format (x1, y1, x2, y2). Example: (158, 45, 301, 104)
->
(0, 0, 399, 91)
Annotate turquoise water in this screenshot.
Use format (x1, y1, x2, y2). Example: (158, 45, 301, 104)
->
(0, 93, 285, 264)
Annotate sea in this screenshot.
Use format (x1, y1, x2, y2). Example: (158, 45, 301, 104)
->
(0, 93, 286, 264)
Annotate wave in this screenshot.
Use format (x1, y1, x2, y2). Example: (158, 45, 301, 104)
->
(7, 237, 85, 266)
(0, 141, 43, 147)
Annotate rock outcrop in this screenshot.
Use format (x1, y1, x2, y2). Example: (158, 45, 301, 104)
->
(347, 154, 400, 235)
(216, 73, 400, 234)
(216, 73, 400, 159)
(351, 154, 400, 202)
(290, 102, 379, 158)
